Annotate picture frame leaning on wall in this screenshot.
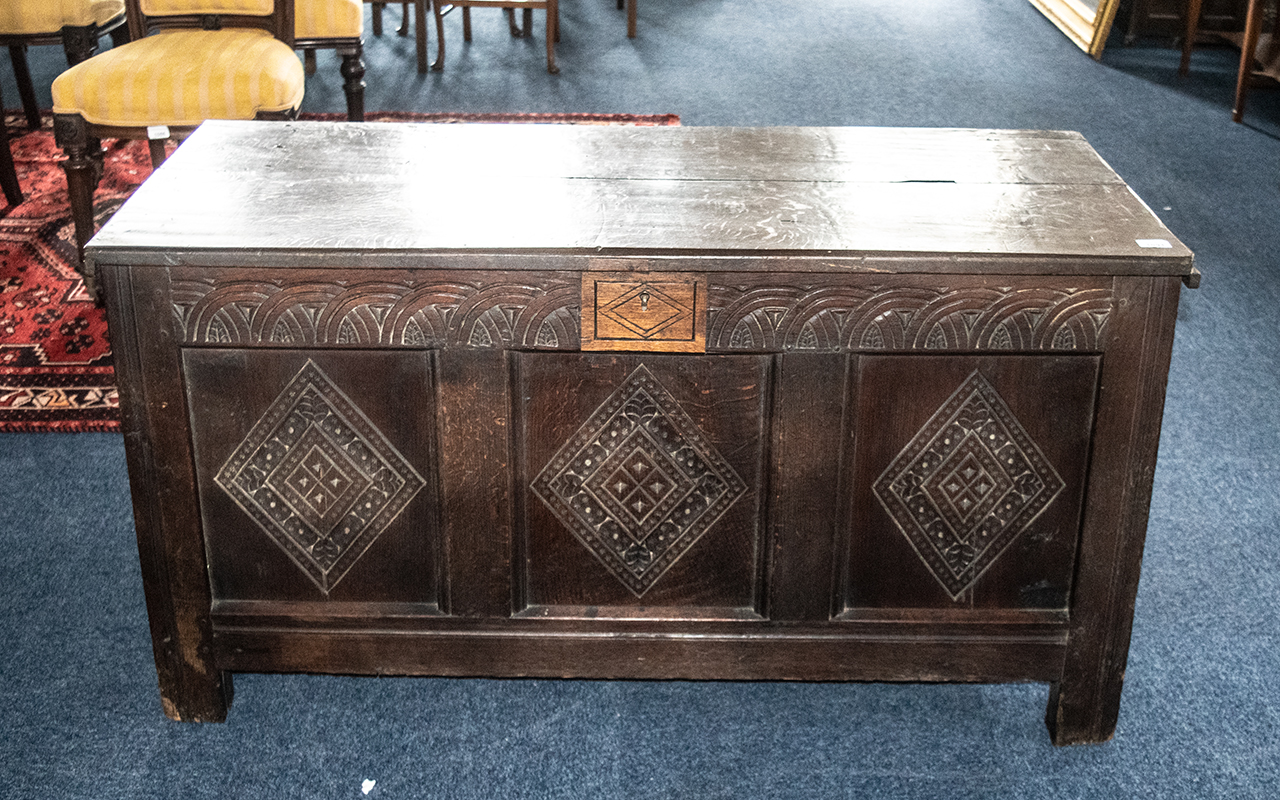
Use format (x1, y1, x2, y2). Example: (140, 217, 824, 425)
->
(1030, 0, 1122, 59)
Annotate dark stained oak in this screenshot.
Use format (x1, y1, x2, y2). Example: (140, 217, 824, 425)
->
(184, 349, 442, 607)
(515, 354, 768, 613)
(91, 122, 1191, 269)
(92, 122, 1192, 744)
(840, 355, 1100, 613)
(99, 265, 230, 722)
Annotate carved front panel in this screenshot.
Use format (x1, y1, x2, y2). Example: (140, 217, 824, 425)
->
(185, 349, 442, 607)
(842, 355, 1099, 612)
(212, 360, 427, 594)
(517, 355, 767, 614)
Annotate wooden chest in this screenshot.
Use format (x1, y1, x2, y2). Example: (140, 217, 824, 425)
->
(91, 122, 1194, 745)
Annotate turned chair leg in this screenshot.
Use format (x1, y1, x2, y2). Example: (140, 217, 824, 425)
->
(0, 87, 23, 207)
(304, 48, 318, 75)
(340, 46, 367, 121)
(147, 139, 168, 168)
(431, 0, 446, 70)
(1179, 0, 1204, 76)
(1233, 0, 1265, 122)
(53, 114, 104, 291)
(546, 0, 558, 73)
(431, 1, 556, 72)
(8, 45, 43, 130)
(414, 0, 428, 73)
(505, 8, 523, 37)
(504, 8, 532, 37)
(372, 2, 385, 36)
(0, 145, 20, 208)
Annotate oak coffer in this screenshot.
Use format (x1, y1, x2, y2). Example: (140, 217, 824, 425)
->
(90, 121, 1195, 745)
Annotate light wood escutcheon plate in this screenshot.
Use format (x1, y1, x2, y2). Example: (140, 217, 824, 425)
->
(581, 273, 707, 353)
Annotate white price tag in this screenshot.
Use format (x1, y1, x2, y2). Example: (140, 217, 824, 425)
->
(146, 125, 170, 140)
(1135, 239, 1172, 248)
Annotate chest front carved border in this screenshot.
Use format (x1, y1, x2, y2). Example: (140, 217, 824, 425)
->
(171, 276, 583, 350)
(169, 273, 1113, 353)
(707, 282, 1113, 352)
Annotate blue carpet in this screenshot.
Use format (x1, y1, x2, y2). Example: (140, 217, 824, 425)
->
(3, 1, 1279, 796)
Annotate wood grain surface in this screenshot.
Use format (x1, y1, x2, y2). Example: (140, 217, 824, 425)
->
(89, 122, 1192, 273)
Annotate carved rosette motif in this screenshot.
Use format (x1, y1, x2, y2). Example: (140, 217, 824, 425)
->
(872, 371, 1065, 599)
(531, 365, 747, 596)
(215, 360, 426, 594)
(171, 279, 580, 349)
(708, 284, 1112, 351)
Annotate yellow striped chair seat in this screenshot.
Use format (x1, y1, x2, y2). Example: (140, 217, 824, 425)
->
(296, 0, 363, 39)
(51, 29, 304, 127)
(0, 0, 126, 35)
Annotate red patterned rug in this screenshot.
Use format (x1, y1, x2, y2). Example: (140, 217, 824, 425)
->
(0, 111, 678, 433)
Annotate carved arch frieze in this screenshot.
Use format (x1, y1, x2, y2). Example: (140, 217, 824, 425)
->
(172, 275, 1111, 353)
(708, 282, 1112, 352)
(171, 277, 581, 349)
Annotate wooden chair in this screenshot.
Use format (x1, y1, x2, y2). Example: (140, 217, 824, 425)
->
(432, 0, 558, 73)
(0, 0, 131, 130)
(0, 84, 23, 207)
(50, 0, 305, 292)
(367, 1, 430, 72)
(298, 0, 433, 103)
(1181, 0, 1279, 122)
(296, 0, 367, 120)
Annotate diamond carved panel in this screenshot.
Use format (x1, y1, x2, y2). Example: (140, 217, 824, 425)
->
(215, 360, 426, 594)
(872, 370, 1065, 599)
(531, 365, 747, 596)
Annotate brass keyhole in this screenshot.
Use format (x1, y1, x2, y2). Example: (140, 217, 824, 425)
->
(640, 290, 650, 312)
